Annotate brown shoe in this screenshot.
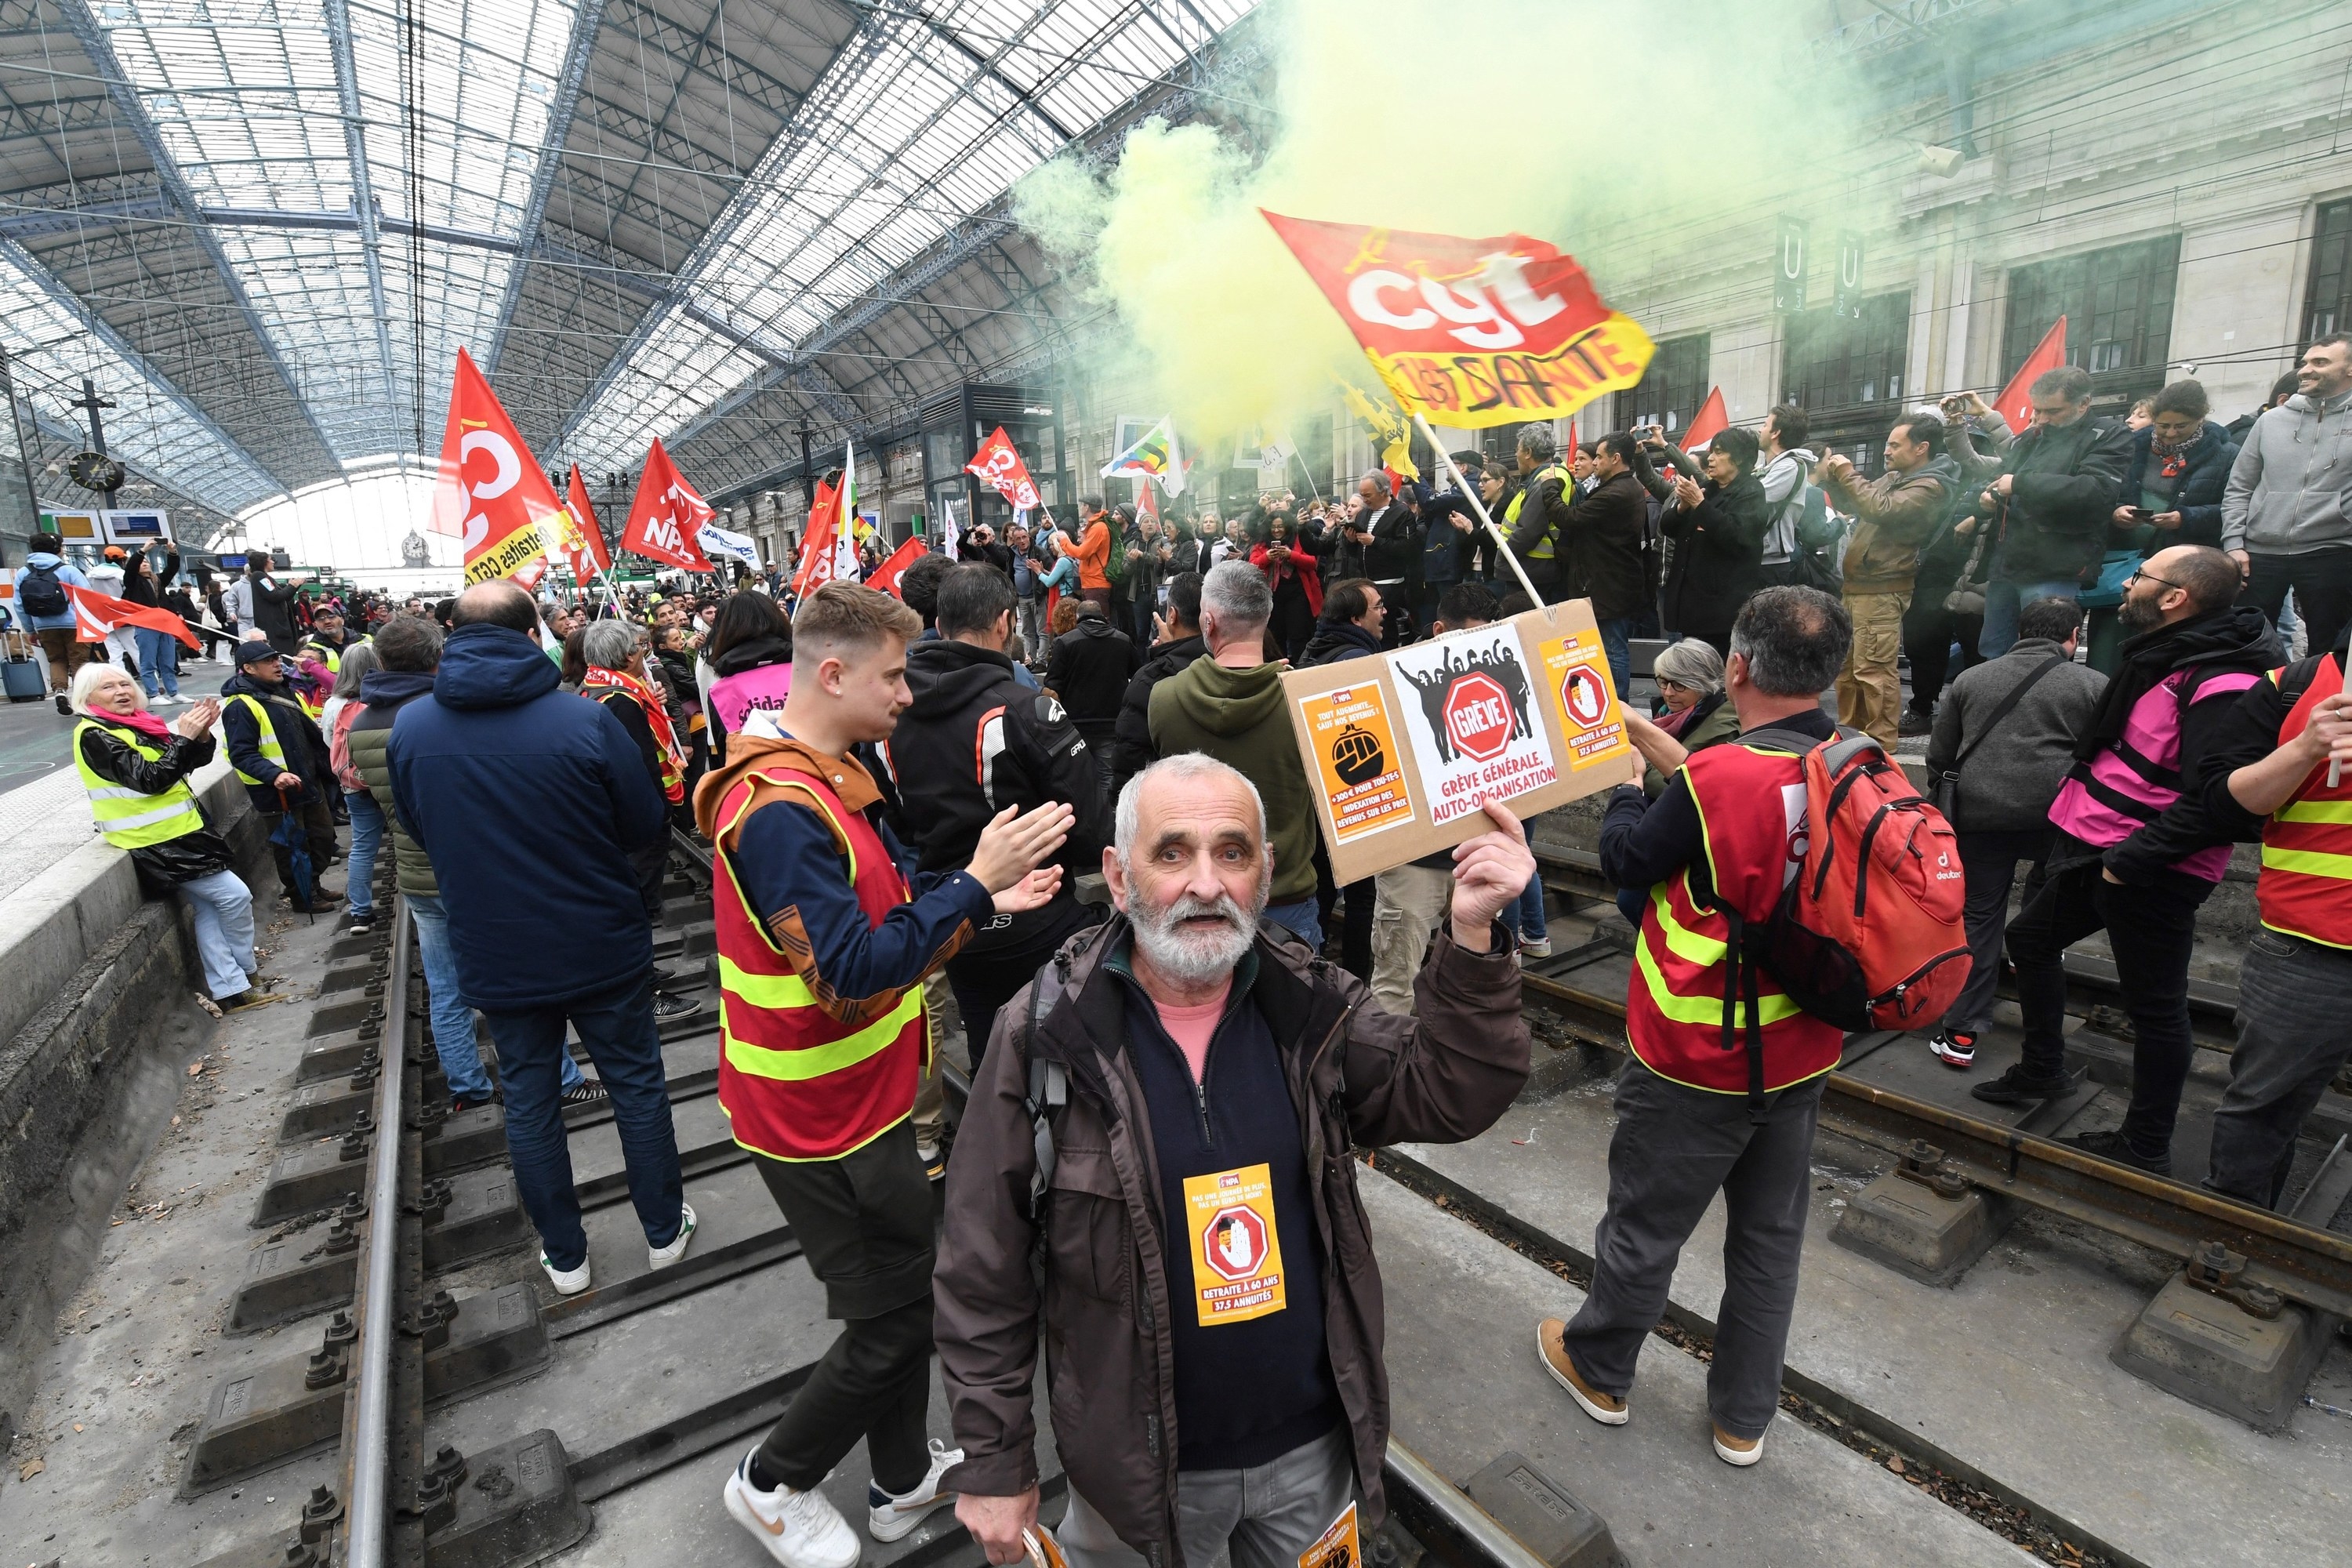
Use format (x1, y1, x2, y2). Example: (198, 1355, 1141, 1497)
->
(1535, 1318, 1627, 1425)
(1711, 1424, 1764, 1467)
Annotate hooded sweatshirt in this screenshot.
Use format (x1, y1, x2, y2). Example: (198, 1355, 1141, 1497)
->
(11, 551, 89, 632)
(386, 624, 668, 1009)
(1758, 446, 1818, 566)
(2221, 386, 2352, 555)
(1148, 658, 1319, 903)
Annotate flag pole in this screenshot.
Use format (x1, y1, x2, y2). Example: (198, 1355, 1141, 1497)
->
(1282, 430, 1324, 503)
(1412, 411, 1542, 607)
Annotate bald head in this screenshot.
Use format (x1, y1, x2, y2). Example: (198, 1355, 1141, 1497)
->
(452, 580, 539, 633)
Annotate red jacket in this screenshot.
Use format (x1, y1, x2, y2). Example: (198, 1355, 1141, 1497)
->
(1250, 540, 1323, 617)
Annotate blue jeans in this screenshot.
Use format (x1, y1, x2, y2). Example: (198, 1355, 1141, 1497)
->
(1980, 577, 2078, 659)
(134, 626, 180, 698)
(1504, 871, 1548, 947)
(478, 971, 684, 1272)
(1263, 898, 1324, 951)
(343, 792, 383, 917)
(408, 892, 584, 1102)
(179, 868, 256, 999)
(1597, 617, 1636, 699)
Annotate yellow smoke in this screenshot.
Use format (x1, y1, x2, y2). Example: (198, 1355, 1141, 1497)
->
(1016, 0, 1869, 452)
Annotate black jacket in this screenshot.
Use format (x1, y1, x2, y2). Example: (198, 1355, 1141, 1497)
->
(2115, 420, 2238, 552)
(876, 637, 1111, 956)
(78, 719, 235, 892)
(1330, 503, 1420, 583)
(251, 574, 302, 644)
(1981, 415, 2135, 583)
(1298, 619, 1382, 667)
(1646, 448, 1770, 639)
(1112, 633, 1206, 793)
(1046, 615, 1141, 730)
(218, 670, 329, 811)
(1562, 470, 1650, 620)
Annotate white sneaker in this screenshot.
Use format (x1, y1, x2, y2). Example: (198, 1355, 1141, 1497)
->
(542, 1252, 590, 1296)
(1711, 1423, 1766, 1467)
(1521, 936, 1554, 959)
(725, 1449, 862, 1568)
(648, 1201, 697, 1269)
(866, 1438, 963, 1542)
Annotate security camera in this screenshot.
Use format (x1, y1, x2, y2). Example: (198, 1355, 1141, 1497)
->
(1918, 144, 1965, 179)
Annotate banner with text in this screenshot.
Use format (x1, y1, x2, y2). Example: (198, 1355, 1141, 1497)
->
(434, 347, 568, 586)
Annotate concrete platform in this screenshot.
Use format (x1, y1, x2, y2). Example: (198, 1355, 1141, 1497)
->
(1392, 1062, 2352, 1567)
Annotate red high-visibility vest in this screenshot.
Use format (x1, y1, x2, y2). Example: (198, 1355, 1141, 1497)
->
(1626, 739, 1845, 1094)
(2259, 654, 2352, 949)
(711, 766, 929, 1161)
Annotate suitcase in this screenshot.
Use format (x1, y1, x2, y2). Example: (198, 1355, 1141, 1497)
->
(4, 655, 45, 702)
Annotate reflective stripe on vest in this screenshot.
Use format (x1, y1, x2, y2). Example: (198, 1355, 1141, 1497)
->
(1502, 466, 1570, 560)
(711, 768, 931, 1161)
(2259, 655, 2352, 948)
(1624, 741, 1844, 1094)
(225, 693, 289, 786)
(72, 719, 205, 849)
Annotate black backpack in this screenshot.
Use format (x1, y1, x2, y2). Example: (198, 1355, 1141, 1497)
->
(20, 563, 67, 619)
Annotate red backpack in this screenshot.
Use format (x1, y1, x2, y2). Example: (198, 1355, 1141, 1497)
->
(1738, 728, 1969, 1044)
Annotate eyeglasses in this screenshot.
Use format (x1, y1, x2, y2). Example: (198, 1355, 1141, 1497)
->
(2125, 568, 2183, 592)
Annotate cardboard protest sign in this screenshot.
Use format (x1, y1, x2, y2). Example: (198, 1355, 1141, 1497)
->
(1280, 600, 1632, 883)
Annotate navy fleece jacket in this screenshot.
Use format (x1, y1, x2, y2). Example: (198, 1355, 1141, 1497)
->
(387, 623, 668, 1009)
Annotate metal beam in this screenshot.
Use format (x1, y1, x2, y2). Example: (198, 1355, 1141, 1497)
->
(483, 0, 611, 382)
(320, 0, 401, 426)
(4, 234, 282, 513)
(53, 0, 337, 482)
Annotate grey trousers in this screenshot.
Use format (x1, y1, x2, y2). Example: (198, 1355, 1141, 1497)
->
(2205, 929, 2352, 1210)
(1559, 1061, 1824, 1440)
(1058, 1425, 1356, 1568)
(1940, 828, 2049, 1035)
(1370, 862, 1452, 1017)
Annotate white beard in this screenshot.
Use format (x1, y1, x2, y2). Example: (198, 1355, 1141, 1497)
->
(1128, 880, 1266, 985)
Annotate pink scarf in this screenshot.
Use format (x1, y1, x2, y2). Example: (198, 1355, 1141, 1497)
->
(100, 707, 177, 742)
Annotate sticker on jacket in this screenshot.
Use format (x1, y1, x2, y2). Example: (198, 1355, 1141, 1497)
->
(1296, 1501, 1359, 1568)
(1184, 1163, 1287, 1326)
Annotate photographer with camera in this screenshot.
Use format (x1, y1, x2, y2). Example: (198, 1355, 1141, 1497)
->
(1635, 423, 1770, 656)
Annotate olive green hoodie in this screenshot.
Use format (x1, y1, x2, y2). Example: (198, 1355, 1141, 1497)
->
(1145, 657, 1319, 903)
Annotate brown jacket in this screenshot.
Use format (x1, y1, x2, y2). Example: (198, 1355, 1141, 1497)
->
(934, 915, 1529, 1566)
(1822, 456, 1959, 595)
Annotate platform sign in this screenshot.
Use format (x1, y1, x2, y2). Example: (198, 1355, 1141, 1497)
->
(1280, 599, 1632, 883)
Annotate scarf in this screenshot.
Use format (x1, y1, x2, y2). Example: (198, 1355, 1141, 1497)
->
(583, 664, 688, 802)
(2074, 604, 2281, 763)
(97, 707, 176, 742)
(2150, 429, 2197, 481)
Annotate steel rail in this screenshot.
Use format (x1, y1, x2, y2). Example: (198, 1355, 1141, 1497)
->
(1382, 1439, 1554, 1568)
(340, 895, 411, 1568)
(1521, 969, 2352, 1320)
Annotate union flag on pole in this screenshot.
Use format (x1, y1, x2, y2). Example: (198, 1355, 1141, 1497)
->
(965, 426, 1041, 516)
(69, 584, 198, 649)
(620, 438, 715, 572)
(791, 441, 865, 598)
(1994, 316, 2067, 434)
(869, 535, 927, 599)
(1679, 387, 1729, 452)
(561, 465, 615, 582)
(1262, 211, 1653, 430)
(434, 347, 568, 584)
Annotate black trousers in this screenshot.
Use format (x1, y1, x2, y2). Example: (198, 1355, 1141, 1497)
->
(753, 1121, 936, 1494)
(2241, 549, 2352, 656)
(263, 799, 339, 899)
(2009, 859, 2209, 1163)
(947, 898, 1105, 1079)
(1902, 596, 1982, 715)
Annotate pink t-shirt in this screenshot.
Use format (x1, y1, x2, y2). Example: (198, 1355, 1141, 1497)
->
(1153, 978, 1232, 1083)
(709, 662, 793, 735)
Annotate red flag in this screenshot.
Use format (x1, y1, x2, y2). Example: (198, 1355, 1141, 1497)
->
(964, 426, 1041, 515)
(1679, 387, 1728, 452)
(1135, 479, 1160, 524)
(619, 438, 714, 572)
(1994, 316, 2068, 434)
(562, 465, 615, 582)
(1565, 419, 1579, 465)
(432, 347, 569, 584)
(869, 535, 927, 599)
(791, 474, 846, 598)
(69, 584, 198, 650)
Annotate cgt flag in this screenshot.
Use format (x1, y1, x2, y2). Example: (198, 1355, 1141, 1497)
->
(965, 426, 1041, 517)
(69, 584, 198, 649)
(1995, 316, 2068, 434)
(561, 465, 615, 582)
(869, 535, 927, 599)
(620, 437, 714, 572)
(1264, 211, 1654, 429)
(434, 347, 568, 585)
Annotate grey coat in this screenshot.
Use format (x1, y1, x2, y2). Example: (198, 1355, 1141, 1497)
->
(1924, 637, 2107, 833)
(2221, 387, 2352, 554)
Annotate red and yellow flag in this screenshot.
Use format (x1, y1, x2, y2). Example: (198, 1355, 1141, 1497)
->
(561, 465, 615, 583)
(1262, 212, 1653, 430)
(433, 347, 568, 586)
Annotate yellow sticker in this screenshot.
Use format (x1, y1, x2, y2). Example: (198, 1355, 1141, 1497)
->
(1297, 1501, 1359, 1568)
(1183, 1163, 1287, 1327)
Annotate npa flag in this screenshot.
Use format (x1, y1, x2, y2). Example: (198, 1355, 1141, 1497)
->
(1995, 316, 2068, 434)
(869, 535, 927, 599)
(965, 426, 1042, 518)
(620, 438, 715, 571)
(433, 347, 568, 585)
(1102, 417, 1185, 495)
(560, 466, 614, 582)
(69, 584, 198, 650)
(1679, 387, 1729, 452)
(1264, 212, 1653, 430)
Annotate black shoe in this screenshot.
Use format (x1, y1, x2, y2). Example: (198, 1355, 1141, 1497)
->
(452, 1091, 494, 1115)
(1969, 1064, 2072, 1105)
(53, 692, 71, 715)
(2063, 1127, 2172, 1177)
(1898, 708, 1933, 739)
(561, 1077, 609, 1109)
(346, 913, 376, 935)
(653, 993, 701, 1022)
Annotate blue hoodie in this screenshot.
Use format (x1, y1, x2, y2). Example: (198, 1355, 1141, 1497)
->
(12, 552, 90, 632)
(387, 623, 668, 1010)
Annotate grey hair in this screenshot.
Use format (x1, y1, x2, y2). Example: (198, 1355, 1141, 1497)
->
(1516, 424, 1558, 462)
(1359, 469, 1392, 498)
(1729, 586, 1850, 698)
(1199, 559, 1272, 632)
(583, 619, 640, 670)
(331, 640, 380, 700)
(1650, 637, 1724, 696)
(1115, 753, 1268, 867)
(69, 660, 143, 714)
